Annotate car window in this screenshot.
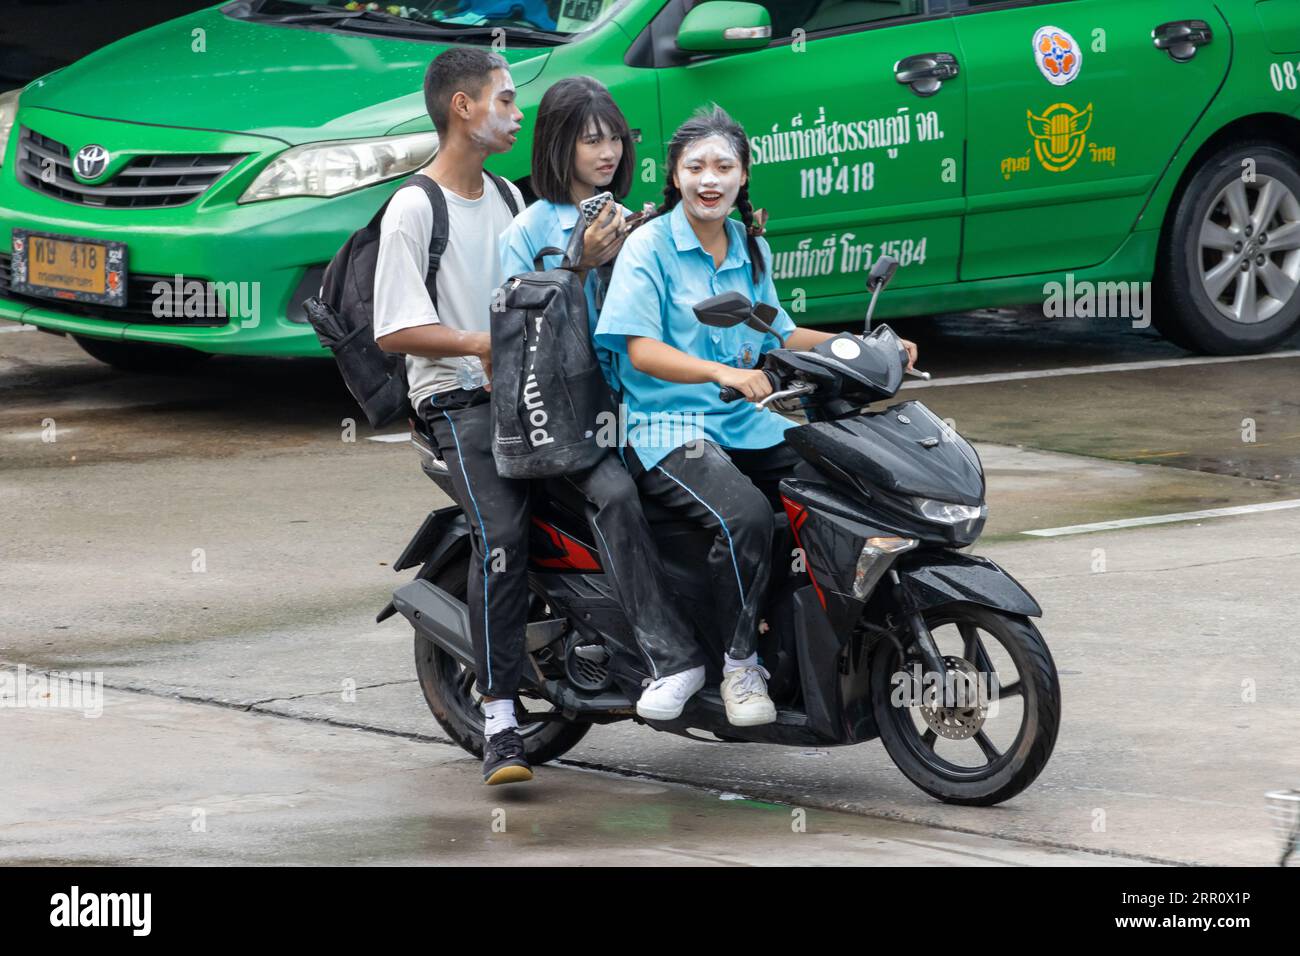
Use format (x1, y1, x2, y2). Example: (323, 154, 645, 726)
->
(229, 0, 630, 39)
(952, 0, 1076, 10)
(801, 0, 925, 31)
(727, 0, 926, 36)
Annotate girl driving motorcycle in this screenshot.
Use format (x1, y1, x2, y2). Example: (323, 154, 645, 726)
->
(595, 105, 918, 725)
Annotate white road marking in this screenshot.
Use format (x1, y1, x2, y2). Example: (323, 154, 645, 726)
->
(366, 432, 411, 443)
(903, 350, 1300, 389)
(0, 323, 37, 333)
(1023, 498, 1300, 537)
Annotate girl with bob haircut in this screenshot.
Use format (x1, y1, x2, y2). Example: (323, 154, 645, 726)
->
(499, 77, 708, 720)
(501, 75, 640, 388)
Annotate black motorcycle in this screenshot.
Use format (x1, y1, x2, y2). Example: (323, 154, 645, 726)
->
(379, 256, 1060, 806)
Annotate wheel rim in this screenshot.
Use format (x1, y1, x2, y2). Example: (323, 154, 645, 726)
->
(1198, 174, 1300, 325)
(429, 648, 557, 742)
(422, 592, 563, 743)
(883, 614, 1033, 781)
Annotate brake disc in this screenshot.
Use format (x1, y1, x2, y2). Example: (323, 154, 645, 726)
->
(918, 656, 988, 740)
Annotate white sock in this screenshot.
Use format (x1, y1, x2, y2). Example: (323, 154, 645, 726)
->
(483, 698, 517, 738)
(724, 653, 758, 674)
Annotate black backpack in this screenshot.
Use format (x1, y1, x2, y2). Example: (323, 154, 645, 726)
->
(490, 225, 613, 478)
(302, 172, 520, 428)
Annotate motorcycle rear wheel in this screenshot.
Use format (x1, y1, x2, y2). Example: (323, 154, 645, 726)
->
(870, 603, 1060, 806)
(412, 552, 591, 764)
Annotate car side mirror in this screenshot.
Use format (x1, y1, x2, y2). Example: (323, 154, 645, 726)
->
(676, 1, 772, 53)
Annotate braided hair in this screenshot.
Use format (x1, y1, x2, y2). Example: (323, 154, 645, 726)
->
(659, 105, 765, 284)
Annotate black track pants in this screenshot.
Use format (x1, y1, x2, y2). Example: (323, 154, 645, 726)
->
(422, 389, 703, 698)
(630, 440, 802, 660)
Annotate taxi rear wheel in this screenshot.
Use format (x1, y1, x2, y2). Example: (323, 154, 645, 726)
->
(1157, 142, 1300, 354)
(74, 335, 213, 373)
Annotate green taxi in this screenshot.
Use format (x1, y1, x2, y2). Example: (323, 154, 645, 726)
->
(2, 0, 1299, 369)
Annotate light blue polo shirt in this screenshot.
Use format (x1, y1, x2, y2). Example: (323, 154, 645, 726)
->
(499, 198, 619, 393)
(595, 202, 797, 470)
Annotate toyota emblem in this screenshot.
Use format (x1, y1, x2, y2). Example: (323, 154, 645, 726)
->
(73, 144, 110, 181)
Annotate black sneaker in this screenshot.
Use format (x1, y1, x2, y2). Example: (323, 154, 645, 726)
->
(483, 727, 533, 785)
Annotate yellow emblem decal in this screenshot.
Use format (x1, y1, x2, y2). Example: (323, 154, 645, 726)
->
(1026, 102, 1093, 172)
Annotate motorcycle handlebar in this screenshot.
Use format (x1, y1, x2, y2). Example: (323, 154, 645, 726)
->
(718, 369, 780, 404)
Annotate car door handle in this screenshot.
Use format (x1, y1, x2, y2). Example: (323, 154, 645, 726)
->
(1152, 20, 1212, 62)
(894, 52, 959, 97)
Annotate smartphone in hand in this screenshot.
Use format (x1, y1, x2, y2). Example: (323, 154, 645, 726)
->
(579, 191, 614, 224)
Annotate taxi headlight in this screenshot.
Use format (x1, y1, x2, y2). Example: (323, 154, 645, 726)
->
(240, 131, 438, 202)
(0, 89, 21, 168)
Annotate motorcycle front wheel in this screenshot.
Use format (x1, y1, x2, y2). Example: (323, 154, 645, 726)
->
(412, 552, 591, 764)
(870, 603, 1061, 806)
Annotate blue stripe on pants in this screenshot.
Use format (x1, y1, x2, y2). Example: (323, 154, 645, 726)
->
(441, 410, 492, 691)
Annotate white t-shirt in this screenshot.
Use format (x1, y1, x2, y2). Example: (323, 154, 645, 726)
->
(373, 172, 524, 407)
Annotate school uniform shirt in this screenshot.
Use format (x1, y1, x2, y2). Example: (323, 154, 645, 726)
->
(498, 198, 622, 393)
(594, 201, 797, 470)
(372, 172, 524, 408)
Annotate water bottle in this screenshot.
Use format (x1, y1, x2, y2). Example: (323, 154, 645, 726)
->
(455, 357, 486, 390)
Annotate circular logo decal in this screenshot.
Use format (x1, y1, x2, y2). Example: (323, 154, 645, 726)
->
(830, 337, 862, 360)
(1033, 26, 1081, 86)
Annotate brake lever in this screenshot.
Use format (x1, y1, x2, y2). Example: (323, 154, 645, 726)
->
(904, 368, 931, 381)
(757, 381, 816, 409)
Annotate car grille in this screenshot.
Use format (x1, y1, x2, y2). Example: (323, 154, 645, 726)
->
(16, 127, 245, 209)
(0, 254, 228, 326)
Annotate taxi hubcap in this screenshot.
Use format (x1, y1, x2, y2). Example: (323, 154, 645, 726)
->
(1198, 174, 1300, 325)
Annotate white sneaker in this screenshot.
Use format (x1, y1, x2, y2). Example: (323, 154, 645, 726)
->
(636, 665, 706, 721)
(720, 665, 777, 726)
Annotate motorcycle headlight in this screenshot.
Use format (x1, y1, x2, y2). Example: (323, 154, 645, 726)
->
(914, 498, 986, 525)
(0, 89, 21, 169)
(240, 131, 438, 202)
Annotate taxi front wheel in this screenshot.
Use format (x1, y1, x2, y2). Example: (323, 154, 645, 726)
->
(1157, 142, 1300, 355)
(74, 335, 214, 374)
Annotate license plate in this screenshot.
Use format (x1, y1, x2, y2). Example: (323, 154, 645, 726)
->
(11, 230, 128, 307)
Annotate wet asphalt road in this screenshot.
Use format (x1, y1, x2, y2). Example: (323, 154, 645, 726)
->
(1, 310, 1297, 865)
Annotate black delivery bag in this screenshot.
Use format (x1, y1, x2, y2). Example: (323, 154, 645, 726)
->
(490, 226, 612, 478)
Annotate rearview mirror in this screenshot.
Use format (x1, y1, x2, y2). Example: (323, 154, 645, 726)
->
(867, 255, 899, 292)
(749, 302, 786, 346)
(677, 1, 773, 53)
(694, 293, 787, 346)
(693, 291, 752, 328)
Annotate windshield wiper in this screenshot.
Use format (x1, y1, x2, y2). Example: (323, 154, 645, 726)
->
(234, 1, 566, 45)
(336, 20, 567, 45)
(257, 3, 418, 26)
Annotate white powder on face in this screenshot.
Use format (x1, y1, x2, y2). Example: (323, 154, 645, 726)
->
(470, 71, 518, 149)
(676, 134, 743, 222)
